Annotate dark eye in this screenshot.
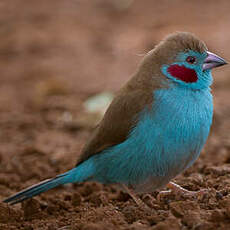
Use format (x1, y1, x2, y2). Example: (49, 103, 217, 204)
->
(186, 56, 196, 64)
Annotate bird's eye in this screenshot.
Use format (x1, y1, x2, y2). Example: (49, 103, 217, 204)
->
(186, 56, 196, 64)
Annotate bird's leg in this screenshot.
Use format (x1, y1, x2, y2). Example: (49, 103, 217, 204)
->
(157, 182, 207, 201)
(121, 184, 148, 208)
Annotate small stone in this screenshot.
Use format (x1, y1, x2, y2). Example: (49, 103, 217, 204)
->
(72, 192, 82, 206)
(22, 199, 42, 220)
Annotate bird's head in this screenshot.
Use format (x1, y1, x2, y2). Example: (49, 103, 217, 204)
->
(139, 32, 227, 90)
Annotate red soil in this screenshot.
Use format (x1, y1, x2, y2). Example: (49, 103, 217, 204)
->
(0, 1, 230, 229)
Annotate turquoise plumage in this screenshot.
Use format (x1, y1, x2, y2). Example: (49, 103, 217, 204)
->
(3, 32, 227, 205)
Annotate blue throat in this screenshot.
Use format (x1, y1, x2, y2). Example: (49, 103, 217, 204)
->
(77, 83, 213, 191)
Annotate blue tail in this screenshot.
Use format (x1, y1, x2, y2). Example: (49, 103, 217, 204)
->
(3, 161, 95, 205)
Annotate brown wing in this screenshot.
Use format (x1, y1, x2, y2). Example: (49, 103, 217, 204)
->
(76, 48, 164, 166)
(75, 73, 157, 166)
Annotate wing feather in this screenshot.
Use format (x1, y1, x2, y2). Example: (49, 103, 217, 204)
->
(76, 72, 159, 166)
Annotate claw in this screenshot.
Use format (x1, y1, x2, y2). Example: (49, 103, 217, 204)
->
(157, 182, 208, 202)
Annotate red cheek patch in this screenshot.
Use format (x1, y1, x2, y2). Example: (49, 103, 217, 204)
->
(167, 64, 198, 83)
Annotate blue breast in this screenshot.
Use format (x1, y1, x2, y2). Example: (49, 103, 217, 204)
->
(86, 85, 213, 190)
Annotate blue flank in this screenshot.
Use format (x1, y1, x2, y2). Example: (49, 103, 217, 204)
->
(4, 50, 214, 203)
(83, 50, 213, 191)
(87, 85, 213, 191)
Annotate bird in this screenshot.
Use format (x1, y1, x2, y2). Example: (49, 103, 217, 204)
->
(3, 32, 227, 206)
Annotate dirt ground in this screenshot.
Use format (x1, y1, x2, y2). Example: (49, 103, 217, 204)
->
(0, 0, 230, 229)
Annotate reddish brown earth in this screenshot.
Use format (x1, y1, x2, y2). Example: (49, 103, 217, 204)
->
(0, 0, 230, 229)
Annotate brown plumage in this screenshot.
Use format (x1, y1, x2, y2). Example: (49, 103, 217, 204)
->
(76, 32, 207, 166)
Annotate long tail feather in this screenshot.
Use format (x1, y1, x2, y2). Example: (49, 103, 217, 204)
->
(3, 172, 70, 205)
(3, 158, 95, 205)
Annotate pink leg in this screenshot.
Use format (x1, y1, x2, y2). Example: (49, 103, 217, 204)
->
(121, 184, 149, 209)
(157, 182, 207, 201)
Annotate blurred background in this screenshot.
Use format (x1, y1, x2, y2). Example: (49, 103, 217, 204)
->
(1, 0, 230, 229)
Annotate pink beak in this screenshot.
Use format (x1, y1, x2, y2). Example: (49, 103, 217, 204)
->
(203, 51, 227, 71)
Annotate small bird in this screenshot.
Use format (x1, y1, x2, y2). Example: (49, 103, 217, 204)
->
(3, 32, 227, 206)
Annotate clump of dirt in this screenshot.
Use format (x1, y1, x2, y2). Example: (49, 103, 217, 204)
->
(0, 0, 230, 229)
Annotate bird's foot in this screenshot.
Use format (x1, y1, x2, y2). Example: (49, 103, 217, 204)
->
(157, 182, 208, 201)
(156, 190, 172, 202)
(121, 184, 150, 210)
